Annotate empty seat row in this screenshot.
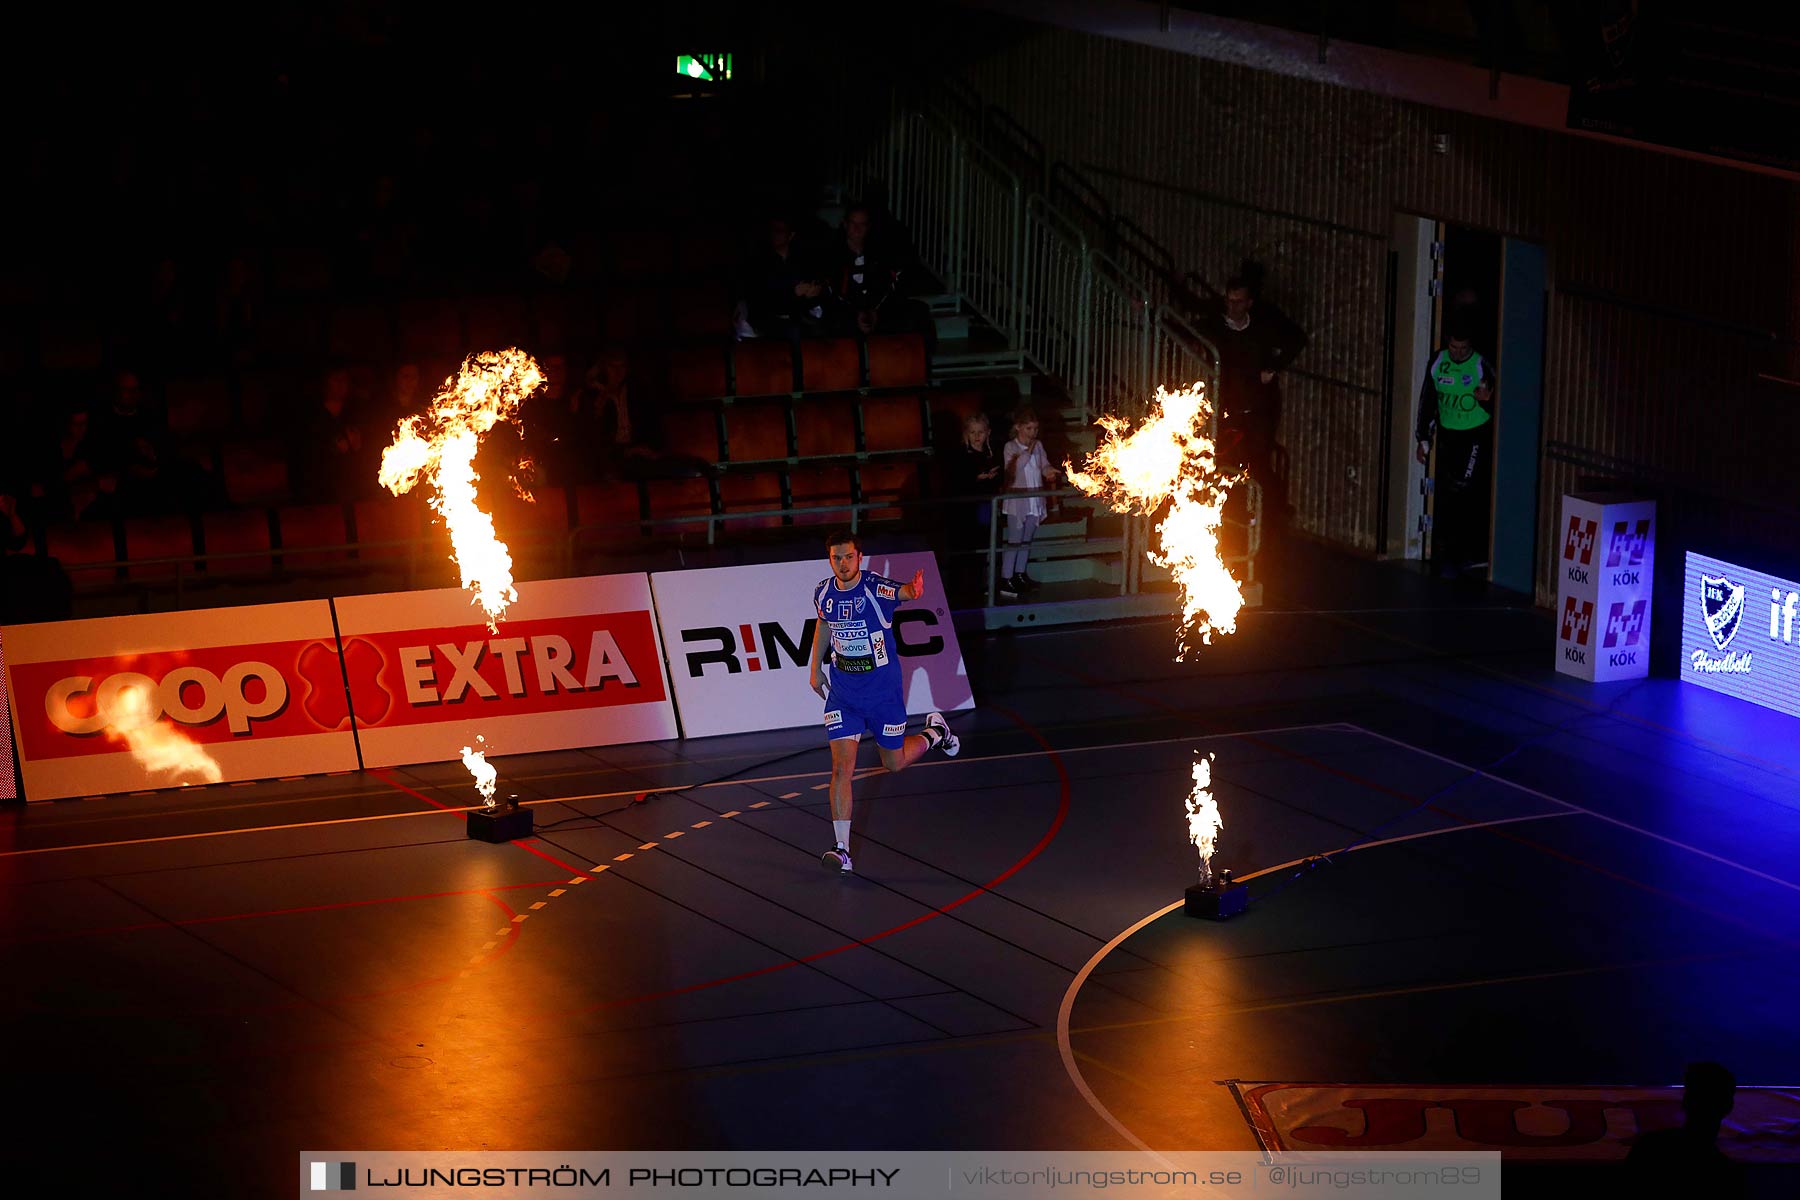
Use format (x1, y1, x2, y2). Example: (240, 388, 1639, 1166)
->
(667, 333, 929, 401)
(663, 393, 930, 465)
(32, 461, 930, 590)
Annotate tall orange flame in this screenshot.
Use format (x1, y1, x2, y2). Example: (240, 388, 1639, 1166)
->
(461, 736, 498, 807)
(1066, 383, 1244, 658)
(1186, 753, 1221, 885)
(380, 348, 544, 631)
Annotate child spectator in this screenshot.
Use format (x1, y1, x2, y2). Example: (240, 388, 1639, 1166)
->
(946, 411, 1002, 599)
(1000, 406, 1059, 600)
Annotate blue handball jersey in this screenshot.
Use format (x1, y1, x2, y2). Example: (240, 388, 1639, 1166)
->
(813, 572, 906, 696)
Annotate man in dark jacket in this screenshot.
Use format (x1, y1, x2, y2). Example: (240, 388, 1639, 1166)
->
(1194, 275, 1308, 523)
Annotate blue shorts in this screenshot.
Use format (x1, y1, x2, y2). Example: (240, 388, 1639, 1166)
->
(822, 677, 908, 749)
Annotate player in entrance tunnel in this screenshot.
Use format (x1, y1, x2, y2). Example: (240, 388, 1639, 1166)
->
(808, 529, 960, 873)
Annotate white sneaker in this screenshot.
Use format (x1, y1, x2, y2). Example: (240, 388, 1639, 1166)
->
(821, 845, 853, 873)
(926, 711, 960, 757)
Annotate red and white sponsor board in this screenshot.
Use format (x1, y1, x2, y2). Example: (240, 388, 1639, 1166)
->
(3, 602, 358, 800)
(0, 631, 17, 800)
(650, 552, 974, 739)
(1232, 1082, 1800, 1162)
(331, 574, 677, 768)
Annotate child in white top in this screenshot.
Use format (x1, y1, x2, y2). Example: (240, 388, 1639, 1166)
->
(1000, 407, 1059, 597)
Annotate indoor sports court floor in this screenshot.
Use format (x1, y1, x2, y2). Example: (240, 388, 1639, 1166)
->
(6, 540, 1799, 1195)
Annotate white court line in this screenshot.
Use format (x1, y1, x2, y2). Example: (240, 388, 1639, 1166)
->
(1054, 806, 1577, 1160)
(1344, 723, 1800, 896)
(0, 722, 1351, 860)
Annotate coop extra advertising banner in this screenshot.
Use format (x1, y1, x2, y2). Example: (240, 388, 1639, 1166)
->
(1682, 551, 1800, 721)
(0, 631, 16, 800)
(2, 602, 359, 800)
(651, 552, 974, 739)
(331, 574, 678, 769)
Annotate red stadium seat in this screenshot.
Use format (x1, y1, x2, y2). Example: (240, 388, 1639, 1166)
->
(866, 333, 928, 388)
(43, 520, 121, 587)
(787, 466, 854, 526)
(732, 341, 795, 397)
(862, 393, 927, 452)
(352, 497, 426, 564)
(676, 226, 736, 275)
(642, 476, 716, 532)
(275, 503, 351, 570)
(201, 509, 273, 577)
(234, 370, 300, 431)
(221, 440, 292, 507)
(123, 515, 198, 583)
(798, 338, 862, 393)
(327, 303, 395, 361)
(608, 230, 674, 280)
(165, 376, 232, 437)
(667, 347, 728, 402)
(669, 281, 731, 339)
(662, 404, 723, 463)
(397, 298, 464, 360)
(857, 460, 922, 523)
(603, 288, 659, 343)
(722, 401, 790, 462)
(462, 295, 532, 352)
(252, 302, 325, 362)
(793, 396, 858, 459)
(492, 486, 572, 573)
(572, 481, 643, 549)
(716, 467, 786, 531)
(267, 246, 333, 294)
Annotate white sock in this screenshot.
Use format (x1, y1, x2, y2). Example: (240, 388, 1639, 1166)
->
(920, 723, 943, 748)
(833, 819, 851, 849)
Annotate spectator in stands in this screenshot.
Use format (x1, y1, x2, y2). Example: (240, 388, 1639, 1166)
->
(387, 360, 425, 426)
(1194, 272, 1308, 526)
(945, 411, 1002, 600)
(89, 367, 189, 513)
(0, 490, 72, 623)
(1000, 406, 1059, 600)
(827, 204, 935, 352)
(583, 345, 665, 479)
(1622, 1061, 1745, 1198)
(291, 365, 374, 502)
(27, 407, 116, 523)
(737, 215, 829, 339)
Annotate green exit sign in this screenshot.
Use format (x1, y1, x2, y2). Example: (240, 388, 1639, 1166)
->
(676, 53, 733, 82)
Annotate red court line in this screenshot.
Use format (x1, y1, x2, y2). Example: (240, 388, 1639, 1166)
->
(373, 768, 589, 874)
(553, 703, 1072, 1018)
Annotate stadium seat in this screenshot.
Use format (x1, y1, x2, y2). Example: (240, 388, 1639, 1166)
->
(676, 226, 736, 275)
(861, 393, 927, 452)
(531, 290, 604, 353)
(603, 288, 658, 343)
(572, 481, 643, 549)
(793, 396, 858, 459)
(642, 476, 716, 533)
(275, 503, 351, 570)
(866, 333, 928, 388)
(165, 376, 232, 437)
(667, 346, 728, 402)
(201, 509, 273, 577)
(43, 519, 121, 587)
(123, 515, 198, 583)
(267, 246, 333, 295)
(716, 466, 786, 531)
(234, 370, 300, 431)
(721, 401, 790, 462)
(462, 295, 532, 352)
(857, 460, 922, 523)
(492, 486, 572, 573)
(221, 440, 292, 507)
(669, 281, 731, 339)
(608, 230, 674, 280)
(327, 303, 395, 361)
(732, 341, 796, 397)
(351, 497, 426, 564)
(251, 302, 325, 362)
(798, 337, 862, 392)
(787, 466, 854, 526)
(663, 402, 724, 464)
(397, 298, 464, 360)
(932, 389, 990, 440)
(37, 321, 105, 372)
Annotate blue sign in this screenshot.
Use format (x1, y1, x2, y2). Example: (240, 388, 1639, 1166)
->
(1683, 552, 1800, 719)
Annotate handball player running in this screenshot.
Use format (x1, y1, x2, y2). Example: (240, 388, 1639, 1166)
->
(808, 529, 960, 872)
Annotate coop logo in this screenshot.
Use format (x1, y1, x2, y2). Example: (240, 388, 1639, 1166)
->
(1563, 517, 1598, 584)
(45, 662, 288, 736)
(1560, 597, 1594, 666)
(682, 611, 945, 677)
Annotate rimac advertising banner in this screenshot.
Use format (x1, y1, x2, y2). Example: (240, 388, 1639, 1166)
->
(651, 552, 975, 739)
(332, 574, 679, 769)
(2, 602, 359, 800)
(1682, 552, 1800, 720)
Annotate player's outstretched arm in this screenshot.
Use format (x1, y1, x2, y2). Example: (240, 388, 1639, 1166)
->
(808, 616, 830, 700)
(899, 568, 926, 601)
